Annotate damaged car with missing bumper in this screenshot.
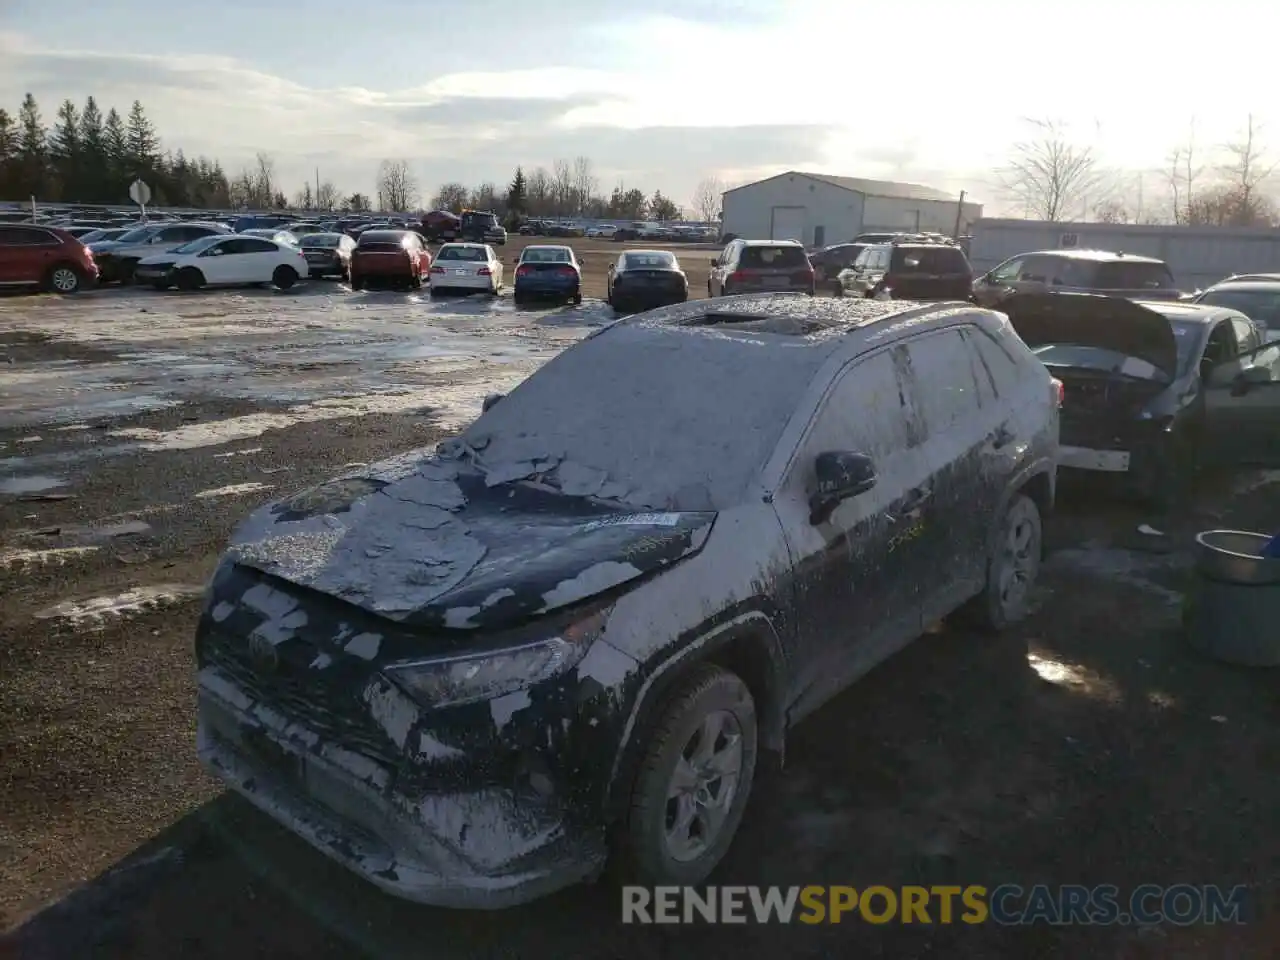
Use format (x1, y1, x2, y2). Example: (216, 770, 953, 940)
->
(196, 294, 1059, 909)
(1003, 293, 1280, 508)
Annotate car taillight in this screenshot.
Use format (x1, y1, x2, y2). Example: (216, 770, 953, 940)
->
(431, 265, 445, 274)
(516, 265, 532, 276)
(477, 267, 491, 276)
(728, 270, 745, 284)
(556, 266, 576, 277)
(792, 267, 814, 282)
(1050, 377, 1064, 408)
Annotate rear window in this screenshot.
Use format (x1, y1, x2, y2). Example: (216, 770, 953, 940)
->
(438, 246, 487, 261)
(739, 245, 807, 269)
(1094, 261, 1174, 290)
(1195, 287, 1280, 331)
(623, 252, 677, 269)
(890, 246, 970, 273)
(522, 248, 571, 263)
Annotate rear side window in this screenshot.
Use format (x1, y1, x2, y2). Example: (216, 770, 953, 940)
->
(0, 227, 52, 246)
(1094, 260, 1174, 290)
(740, 245, 807, 269)
(890, 246, 970, 274)
(898, 329, 983, 436)
(968, 328, 1025, 399)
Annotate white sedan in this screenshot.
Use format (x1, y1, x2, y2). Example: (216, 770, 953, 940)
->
(241, 228, 299, 245)
(587, 223, 617, 238)
(137, 234, 310, 291)
(428, 243, 503, 295)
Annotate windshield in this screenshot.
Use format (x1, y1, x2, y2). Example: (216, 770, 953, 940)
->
(458, 324, 821, 510)
(300, 234, 341, 247)
(80, 228, 124, 243)
(437, 245, 487, 261)
(1196, 287, 1280, 332)
(172, 235, 225, 255)
(623, 252, 677, 269)
(521, 247, 571, 263)
(114, 225, 159, 243)
(740, 245, 807, 268)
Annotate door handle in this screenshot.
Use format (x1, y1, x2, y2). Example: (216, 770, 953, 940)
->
(988, 424, 1015, 449)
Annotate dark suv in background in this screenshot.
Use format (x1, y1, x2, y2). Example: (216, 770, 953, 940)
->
(837, 239, 973, 300)
(708, 239, 815, 296)
(972, 250, 1179, 309)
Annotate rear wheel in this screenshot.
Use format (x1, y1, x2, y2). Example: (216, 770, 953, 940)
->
(964, 493, 1042, 631)
(174, 267, 204, 291)
(572, 291, 583, 305)
(45, 263, 82, 294)
(350, 274, 364, 291)
(272, 265, 298, 290)
(409, 271, 423, 290)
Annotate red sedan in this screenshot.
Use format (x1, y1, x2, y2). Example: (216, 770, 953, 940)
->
(349, 230, 433, 290)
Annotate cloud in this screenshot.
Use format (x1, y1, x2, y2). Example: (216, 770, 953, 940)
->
(0, 33, 832, 205)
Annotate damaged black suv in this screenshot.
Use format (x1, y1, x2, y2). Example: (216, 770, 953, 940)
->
(195, 294, 1059, 909)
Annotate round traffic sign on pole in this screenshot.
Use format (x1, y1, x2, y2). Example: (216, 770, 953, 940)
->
(129, 179, 152, 206)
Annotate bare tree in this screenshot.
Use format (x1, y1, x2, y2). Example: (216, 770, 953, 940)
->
(469, 181, 500, 211)
(316, 180, 339, 212)
(999, 118, 1103, 221)
(691, 177, 724, 224)
(254, 151, 277, 207)
(294, 183, 314, 209)
(377, 159, 419, 212)
(1163, 118, 1206, 225)
(526, 166, 551, 216)
(571, 156, 597, 215)
(431, 182, 469, 212)
(1219, 114, 1277, 226)
(551, 159, 573, 216)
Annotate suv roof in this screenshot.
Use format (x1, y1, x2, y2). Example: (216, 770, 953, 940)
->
(737, 239, 804, 246)
(1021, 248, 1166, 265)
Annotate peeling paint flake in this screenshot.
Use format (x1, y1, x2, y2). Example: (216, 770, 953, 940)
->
(540, 561, 642, 611)
(363, 680, 419, 750)
(481, 587, 515, 608)
(418, 732, 465, 762)
(345, 632, 382, 659)
(490, 689, 532, 730)
(444, 605, 482, 629)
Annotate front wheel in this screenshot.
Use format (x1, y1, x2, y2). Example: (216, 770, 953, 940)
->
(572, 292, 583, 305)
(350, 274, 364, 291)
(965, 492, 1042, 631)
(622, 664, 758, 887)
(273, 265, 298, 290)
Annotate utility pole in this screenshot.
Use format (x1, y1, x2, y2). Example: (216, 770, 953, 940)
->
(953, 189, 966, 238)
(315, 167, 320, 211)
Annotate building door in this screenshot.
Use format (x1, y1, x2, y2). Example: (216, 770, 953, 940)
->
(813, 225, 825, 247)
(771, 206, 806, 242)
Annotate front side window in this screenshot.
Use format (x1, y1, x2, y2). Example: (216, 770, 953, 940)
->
(989, 257, 1024, 284)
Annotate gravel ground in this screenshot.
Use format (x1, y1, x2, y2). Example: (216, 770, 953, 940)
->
(2, 273, 1278, 959)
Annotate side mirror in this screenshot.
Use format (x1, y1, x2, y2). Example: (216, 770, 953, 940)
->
(481, 393, 505, 412)
(1233, 365, 1273, 395)
(710, 258, 718, 266)
(808, 451, 877, 525)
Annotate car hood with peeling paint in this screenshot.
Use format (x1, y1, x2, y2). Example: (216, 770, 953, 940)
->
(224, 455, 717, 629)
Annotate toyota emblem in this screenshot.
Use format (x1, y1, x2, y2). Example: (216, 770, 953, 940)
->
(247, 633, 279, 673)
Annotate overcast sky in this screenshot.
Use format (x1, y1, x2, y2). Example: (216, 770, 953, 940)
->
(1, 0, 1277, 210)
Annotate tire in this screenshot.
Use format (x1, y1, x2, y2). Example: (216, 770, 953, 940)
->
(272, 265, 298, 290)
(350, 275, 364, 291)
(409, 273, 422, 290)
(572, 292, 583, 305)
(964, 493, 1043, 631)
(45, 263, 82, 294)
(174, 267, 204, 291)
(152, 281, 171, 291)
(622, 664, 757, 887)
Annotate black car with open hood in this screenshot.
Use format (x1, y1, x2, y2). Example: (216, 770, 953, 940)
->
(1002, 292, 1280, 508)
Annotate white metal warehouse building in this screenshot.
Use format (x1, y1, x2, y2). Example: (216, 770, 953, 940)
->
(720, 171, 984, 247)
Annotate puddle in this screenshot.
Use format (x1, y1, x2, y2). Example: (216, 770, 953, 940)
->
(1047, 542, 1188, 606)
(1027, 651, 1122, 700)
(31, 519, 152, 543)
(0, 546, 99, 569)
(212, 447, 263, 459)
(195, 482, 274, 499)
(33, 584, 204, 624)
(0, 474, 67, 495)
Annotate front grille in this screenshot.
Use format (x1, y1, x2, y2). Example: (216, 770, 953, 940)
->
(205, 633, 400, 767)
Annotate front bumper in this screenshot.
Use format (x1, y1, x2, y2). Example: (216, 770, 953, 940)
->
(134, 264, 173, 283)
(196, 668, 606, 908)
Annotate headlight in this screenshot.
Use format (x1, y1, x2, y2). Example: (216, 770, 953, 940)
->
(383, 605, 611, 708)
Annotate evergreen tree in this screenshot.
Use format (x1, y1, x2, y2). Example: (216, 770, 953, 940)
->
(103, 107, 127, 198)
(506, 166, 527, 218)
(0, 108, 15, 197)
(79, 96, 106, 201)
(125, 100, 159, 180)
(49, 99, 81, 201)
(16, 93, 47, 199)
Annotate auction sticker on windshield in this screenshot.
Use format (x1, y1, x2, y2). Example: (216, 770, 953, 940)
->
(583, 513, 683, 531)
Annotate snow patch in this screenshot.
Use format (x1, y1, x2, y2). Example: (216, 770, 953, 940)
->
(345, 632, 382, 659)
(540, 561, 642, 611)
(490, 689, 532, 731)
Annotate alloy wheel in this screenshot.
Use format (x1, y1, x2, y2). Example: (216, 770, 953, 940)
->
(662, 709, 744, 863)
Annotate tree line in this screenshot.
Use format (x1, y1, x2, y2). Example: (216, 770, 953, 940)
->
(0, 92, 724, 220)
(999, 115, 1280, 227)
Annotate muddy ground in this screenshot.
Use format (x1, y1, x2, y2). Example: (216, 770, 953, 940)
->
(2, 266, 1279, 959)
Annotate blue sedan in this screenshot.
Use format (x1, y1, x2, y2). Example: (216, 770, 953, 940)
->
(512, 245, 583, 305)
